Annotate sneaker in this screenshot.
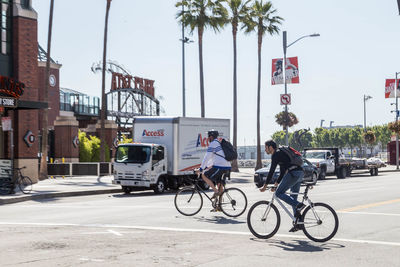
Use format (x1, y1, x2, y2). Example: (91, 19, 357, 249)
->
(289, 225, 300, 232)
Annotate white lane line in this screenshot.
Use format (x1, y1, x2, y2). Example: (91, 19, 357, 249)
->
(337, 211, 400, 217)
(0, 222, 399, 247)
(107, 229, 123, 236)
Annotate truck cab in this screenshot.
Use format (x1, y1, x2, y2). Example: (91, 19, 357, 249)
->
(113, 143, 168, 194)
(303, 149, 335, 179)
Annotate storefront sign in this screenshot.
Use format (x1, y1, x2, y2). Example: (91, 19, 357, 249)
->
(1, 117, 11, 131)
(0, 75, 25, 98)
(111, 72, 155, 97)
(0, 96, 17, 107)
(0, 159, 11, 179)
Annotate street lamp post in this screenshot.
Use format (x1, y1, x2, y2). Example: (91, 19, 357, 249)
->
(283, 31, 320, 145)
(363, 94, 372, 158)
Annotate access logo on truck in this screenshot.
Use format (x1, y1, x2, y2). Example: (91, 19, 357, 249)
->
(142, 129, 165, 137)
(196, 133, 224, 148)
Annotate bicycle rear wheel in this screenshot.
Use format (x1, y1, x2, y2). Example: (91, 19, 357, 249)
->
(219, 187, 247, 217)
(174, 187, 203, 216)
(18, 176, 32, 194)
(247, 201, 280, 239)
(301, 202, 339, 242)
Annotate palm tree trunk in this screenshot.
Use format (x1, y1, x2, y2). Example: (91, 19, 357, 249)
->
(100, 0, 112, 162)
(39, 0, 54, 180)
(255, 32, 262, 170)
(198, 27, 205, 118)
(231, 24, 239, 172)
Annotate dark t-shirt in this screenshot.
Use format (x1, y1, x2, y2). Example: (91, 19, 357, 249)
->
(265, 150, 303, 185)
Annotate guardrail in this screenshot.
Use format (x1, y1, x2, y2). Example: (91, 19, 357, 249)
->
(48, 163, 113, 176)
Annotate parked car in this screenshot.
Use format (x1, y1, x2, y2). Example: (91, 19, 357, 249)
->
(367, 157, 386, 168)
(254, 159, 319, 187)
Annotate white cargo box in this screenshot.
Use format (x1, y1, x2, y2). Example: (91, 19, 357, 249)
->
(132, 117, 230, 175)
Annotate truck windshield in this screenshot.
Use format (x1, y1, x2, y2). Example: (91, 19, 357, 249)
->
(304, 151, 326, 159)
(116, 145, 151, 164)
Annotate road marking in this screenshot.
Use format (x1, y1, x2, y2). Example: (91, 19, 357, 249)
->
(338, 198, 400, 212)
(337, 211, 400, 217)
(0, 222, 399, 247)
(107, 229, 123, 236)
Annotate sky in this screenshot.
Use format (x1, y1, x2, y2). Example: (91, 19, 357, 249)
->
(32, 0, 400, 146)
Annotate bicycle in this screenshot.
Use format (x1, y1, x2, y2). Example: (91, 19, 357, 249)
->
(0, 167, 33, 195)
(247, 182, 339, 242)
(174, 172, 247, 217)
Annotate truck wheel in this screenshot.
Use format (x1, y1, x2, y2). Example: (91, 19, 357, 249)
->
(318, 168, 326, 180)
(199, 181, 210, 190)
(346, 168, 352, 177)
(154, 178, 166, 194)
(122, 186, 132, 194)
(337, 167, 347, 179)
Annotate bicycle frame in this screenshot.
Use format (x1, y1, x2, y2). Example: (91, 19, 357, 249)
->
(264, 187, 317, 224)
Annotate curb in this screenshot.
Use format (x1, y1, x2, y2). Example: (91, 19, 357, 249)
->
(0, 188, 122, 205)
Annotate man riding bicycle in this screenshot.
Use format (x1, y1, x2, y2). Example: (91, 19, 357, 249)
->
(260, 140, 305, 232)
(196, 130, 231, 211)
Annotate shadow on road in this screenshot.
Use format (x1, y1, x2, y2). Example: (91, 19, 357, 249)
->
(250, 238, 345, 252)
(194, 215, 246, 225)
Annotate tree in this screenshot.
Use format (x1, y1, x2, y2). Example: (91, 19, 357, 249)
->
(388, 121, 400, 135)
(176, 0, 228, 117)
(225, 0, 250, 172)
(242, 0, 283, 170)
(275, 111, 298, 130)
(271, 130, 286, 146)
(290, 129, 312, 151)
(39, 0, 55, 180)
(348, 127, 363, 157)
(100, 0, 112, 162)
(375, 124, 392, 151)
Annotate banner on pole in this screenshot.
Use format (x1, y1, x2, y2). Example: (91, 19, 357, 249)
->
(271, 58, 284, 85)
(271, 57, 300, 85)
(285, 57, 299, 84)
(385, 79, 400, 98)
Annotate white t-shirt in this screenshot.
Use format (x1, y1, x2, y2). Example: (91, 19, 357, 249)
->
(200, 139, 231, 170)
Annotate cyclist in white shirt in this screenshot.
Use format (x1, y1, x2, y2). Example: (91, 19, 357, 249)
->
(196, 130, 231, 200)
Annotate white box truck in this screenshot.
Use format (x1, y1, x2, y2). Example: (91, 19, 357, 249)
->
(112, 117, 230, 194)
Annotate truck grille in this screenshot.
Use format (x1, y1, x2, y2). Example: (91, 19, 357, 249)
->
(117, 172, 142, 180)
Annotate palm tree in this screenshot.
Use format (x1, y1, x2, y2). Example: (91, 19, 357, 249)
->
(176, 0, 228, 117)
(100, 0, 112, 162)
(226, 0, 250, 172)
(39, 0, 55, 180)
(242, 0, 283, 170)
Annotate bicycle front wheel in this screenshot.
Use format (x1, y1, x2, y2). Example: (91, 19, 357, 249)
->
(174, 187, 203, 216)
(18, 176, 32, 194)
(247, 201, 280, 239)
(219, 187, 247, 217)
(301, 202, 339, 242)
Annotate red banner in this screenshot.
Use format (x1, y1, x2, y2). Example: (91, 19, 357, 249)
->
(271, 58, 284, 85)
(385, 79, 400, 98)
(285, 57, 299, 84)
(271, 57, 299, 85)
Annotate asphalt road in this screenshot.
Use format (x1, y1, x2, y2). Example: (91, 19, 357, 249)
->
(0, 170, 399, 266)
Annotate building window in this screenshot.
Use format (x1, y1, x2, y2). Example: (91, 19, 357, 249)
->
(21, 0, 30, 9)
(0, 0, 10, 55)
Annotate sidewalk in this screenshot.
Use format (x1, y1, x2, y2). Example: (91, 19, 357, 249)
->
(1, 165, 398, 205)
(0, 175, 122, 205)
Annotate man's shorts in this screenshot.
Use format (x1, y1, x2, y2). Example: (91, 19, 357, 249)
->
(204, 167, 229, 184)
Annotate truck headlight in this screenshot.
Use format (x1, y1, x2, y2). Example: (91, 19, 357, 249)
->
(142, 170, 150, 177)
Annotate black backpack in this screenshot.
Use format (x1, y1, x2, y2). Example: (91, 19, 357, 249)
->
(216, 139, 238, 161)
(279, 146, 303, 167)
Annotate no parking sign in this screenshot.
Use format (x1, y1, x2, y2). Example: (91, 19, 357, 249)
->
(280, 94, 291, 105)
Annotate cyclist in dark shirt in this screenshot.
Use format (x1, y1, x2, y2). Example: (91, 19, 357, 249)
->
(260, 140, 305, 232)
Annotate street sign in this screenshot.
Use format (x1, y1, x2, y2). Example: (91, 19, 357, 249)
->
(280, 94, 291, 105)
(1, 116, 11, 131)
